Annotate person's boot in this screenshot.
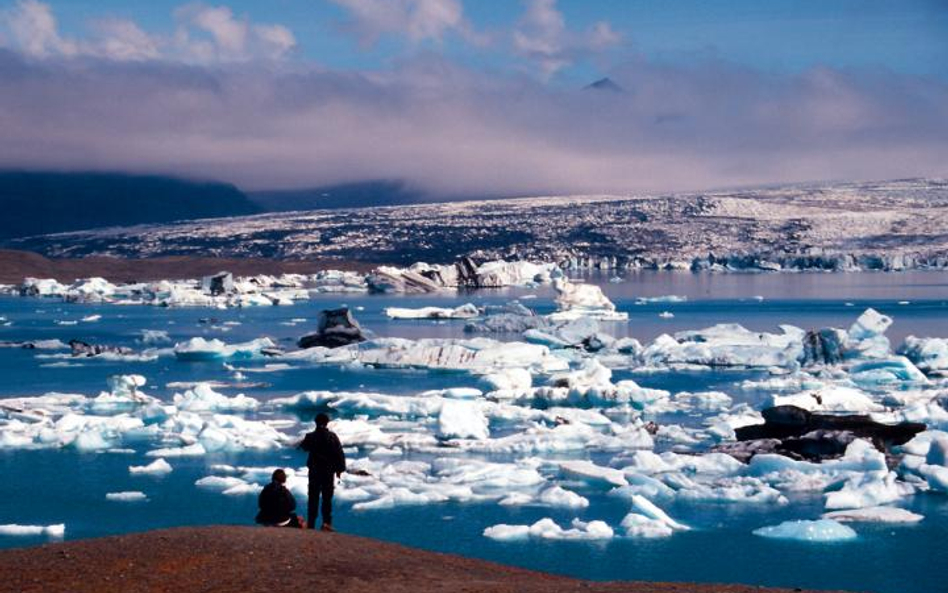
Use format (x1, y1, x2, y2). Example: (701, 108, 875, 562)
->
(320, 523, 334, 532)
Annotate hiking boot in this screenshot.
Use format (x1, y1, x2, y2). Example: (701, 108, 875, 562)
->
(320, 523, 334, 532)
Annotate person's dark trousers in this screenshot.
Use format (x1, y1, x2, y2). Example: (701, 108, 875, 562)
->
(307, 469, 335, 529)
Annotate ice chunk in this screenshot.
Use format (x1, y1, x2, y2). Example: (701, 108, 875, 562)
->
(174, 337, 275, 361)
(559, 460, 627, 488)
(484, 518, 613, 541)
(129, 458, 173, 475)
(849, 357, 929, 387)
(549, 278, 627, 321)
(848, 308, 893, 340)
(328, 337, 569, 373)
(642, 324, 804, 368)
(537, 486, 590, 509)
(385, 304, 479, 319)
(772, 386, 883, 414)
(898, 336, 948, 374)
(0, 524, 65, 537)
(140, 330, 172, 345)
(173, 384, 259, 412)
(822, 506, 923, 523)
(106, 491, 148, 502)
(438, 400, 489, 440)
(753, 519, 857, 542)
(479, 368, 532, 396)
(824, 471, 912, 510)
(630, 495, 688, 530)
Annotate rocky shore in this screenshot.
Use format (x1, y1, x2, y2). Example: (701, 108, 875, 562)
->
(0, 526, 856, 593)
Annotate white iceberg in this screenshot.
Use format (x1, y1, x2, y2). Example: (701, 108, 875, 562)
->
(106, 491, 148, 502)
(0, 523, 65, 537)
(483, 517, 613, 541)
(129, 458, 173, 475)
(753, 519, 856, 542)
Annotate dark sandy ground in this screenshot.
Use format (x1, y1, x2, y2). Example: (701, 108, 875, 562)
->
(0, 526, 857, 593)
(0, 250, 376, 284)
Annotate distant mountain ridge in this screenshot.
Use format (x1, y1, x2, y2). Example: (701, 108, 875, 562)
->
(0, 171, 262, 240)
(249, 180, 429, 212)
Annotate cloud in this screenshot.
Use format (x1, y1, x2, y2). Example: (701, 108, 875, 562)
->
(0, 47, 943, 198)
(513, 0, 621, 77)
(2, 0, 76, 58)
(172, 3, 297, 62)
(0, 0, 295, 62)
(331, 0, 479, 47)
(0, 2, 943, 198)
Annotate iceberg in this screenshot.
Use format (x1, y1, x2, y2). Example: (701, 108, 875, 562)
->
(822, 506, 923, 523)
(105, 491, 148, 502)
(621, 495, 688, 538)
(385, 304, 479, 320)
(898, 336, 948, 375)
(172, 384, 259, 412)
(642, 323, 804, 368)
(549, 278, 627, 321)
(174, 337, 276, 361)
(0, 524, 65, 537)
(753, 519, 857, 542)
(129, 458, 173, 475)
(438, 400, 490, 440)
(483, 518, 613, 541)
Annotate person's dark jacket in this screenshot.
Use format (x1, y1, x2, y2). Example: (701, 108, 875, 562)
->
(255, 481, 296, 525)
(299, 426, 346, 474)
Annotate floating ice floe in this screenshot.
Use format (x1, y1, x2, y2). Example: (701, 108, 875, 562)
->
(753, 519, 857, 542)
(385, 304, 479, 320)
(898, 336, 948, 375)
(642, 323, 804, 368)
(620, 495, 689, 538)
(174, 337, 276, 361)
(483, 518, 614, 541)
(106, 491, 148, 502)
(286, 336, 569, 374)
(821, 506, 923, 523)
(129, 458, 173, 475)
(549, 278, 627, 321)
(0, 524, 65, 537)
(172, 384, 259, 412)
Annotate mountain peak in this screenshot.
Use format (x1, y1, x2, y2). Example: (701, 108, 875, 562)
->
(584, 77, 623, 92)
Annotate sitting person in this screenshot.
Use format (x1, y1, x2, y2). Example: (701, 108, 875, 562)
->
(256, 469, 304, 528)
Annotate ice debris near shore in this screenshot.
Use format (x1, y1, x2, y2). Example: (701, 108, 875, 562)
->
(0, 377, 289, 454)
(367, 259, 560, 294)
(0, 524, 65, 538)
(3, 301, 948, 546)
(4, 258, 569, 308)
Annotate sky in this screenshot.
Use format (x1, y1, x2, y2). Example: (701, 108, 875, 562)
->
(0, 0, 946, 196)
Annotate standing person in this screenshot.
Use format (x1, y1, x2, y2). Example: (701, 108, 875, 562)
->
(256, 469, 304, 528)
(299, 413, 346, 531)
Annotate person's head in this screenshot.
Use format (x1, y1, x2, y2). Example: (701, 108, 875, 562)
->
(315, 413, 330, 427)
(271, 469, 287, 484)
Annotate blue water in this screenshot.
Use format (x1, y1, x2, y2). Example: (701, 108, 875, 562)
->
(1, 271, 947, 593)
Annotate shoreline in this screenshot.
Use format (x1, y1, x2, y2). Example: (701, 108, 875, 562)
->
(0, 525, 856, 593)
(0, 250, 379, 284)
(2, 249, 947, 288)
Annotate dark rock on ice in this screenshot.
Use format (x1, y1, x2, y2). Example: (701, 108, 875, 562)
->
(298, 308, 366, 349)
(68, 339, 134, 357)
(801, 328, 847, 366)
(734, 405, 926, 459)
(778, 430, 857, 461)
(201, 272, 235, 296)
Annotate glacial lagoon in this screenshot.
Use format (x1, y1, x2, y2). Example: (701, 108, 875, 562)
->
(1, 270, 947, 593)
